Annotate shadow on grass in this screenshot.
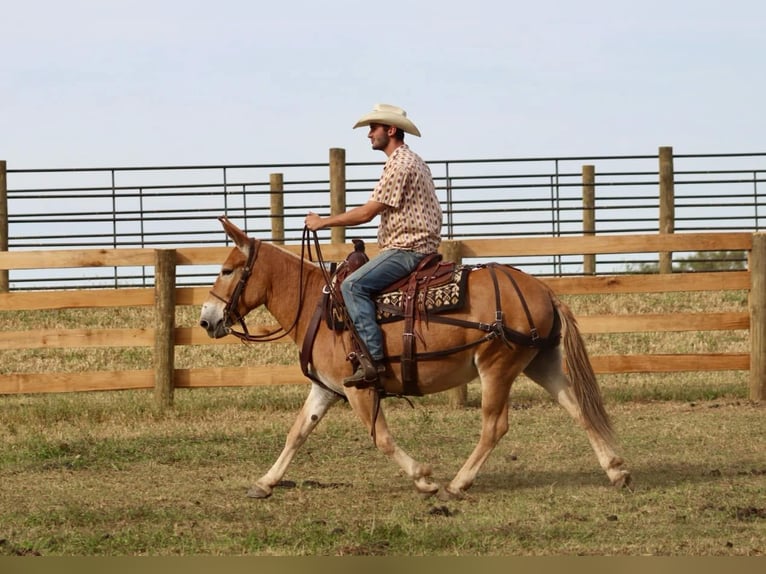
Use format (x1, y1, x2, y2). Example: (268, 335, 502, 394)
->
(474, 459, 762, 493)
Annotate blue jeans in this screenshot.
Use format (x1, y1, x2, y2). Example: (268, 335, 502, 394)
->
(340, 248, 426, 362)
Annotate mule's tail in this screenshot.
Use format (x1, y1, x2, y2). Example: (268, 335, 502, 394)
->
(551, 294, 615, 442)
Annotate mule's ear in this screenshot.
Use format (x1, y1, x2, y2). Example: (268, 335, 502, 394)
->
(219, 216, 250, 251)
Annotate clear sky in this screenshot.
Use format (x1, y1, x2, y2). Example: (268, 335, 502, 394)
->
(2, 0, 764, 169)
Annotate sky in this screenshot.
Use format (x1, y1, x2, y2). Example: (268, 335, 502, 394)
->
(2, 0, 765, 169)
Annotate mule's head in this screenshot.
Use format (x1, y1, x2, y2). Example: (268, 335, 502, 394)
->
(199, 217, 265, 339)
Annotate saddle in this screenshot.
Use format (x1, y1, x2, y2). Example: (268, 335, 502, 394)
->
(317, 241, 468, 391)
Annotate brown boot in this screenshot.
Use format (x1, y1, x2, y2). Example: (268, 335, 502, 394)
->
(343, 363, 386, 389)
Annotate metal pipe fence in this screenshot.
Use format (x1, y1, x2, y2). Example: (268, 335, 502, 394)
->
(2, 149, 764, 289)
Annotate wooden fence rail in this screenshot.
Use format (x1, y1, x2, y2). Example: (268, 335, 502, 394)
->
(0, 233, 763, 404)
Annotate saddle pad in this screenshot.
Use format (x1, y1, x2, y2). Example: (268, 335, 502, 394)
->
(326, 265, 470, 331)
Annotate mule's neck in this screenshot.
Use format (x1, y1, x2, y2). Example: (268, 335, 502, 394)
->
(258, 242, 326, 346)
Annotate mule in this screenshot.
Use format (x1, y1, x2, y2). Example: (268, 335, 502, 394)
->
(199, 217, 631, 499)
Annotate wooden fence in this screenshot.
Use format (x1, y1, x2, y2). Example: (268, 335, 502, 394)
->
(0, 232, 764, 405)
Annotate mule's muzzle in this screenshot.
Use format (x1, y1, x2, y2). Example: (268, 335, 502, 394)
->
(199, 318, 228, 339)
(199, 299, 233, 339)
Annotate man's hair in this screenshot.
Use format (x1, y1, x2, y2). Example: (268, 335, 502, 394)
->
(379, 124, 405, 141)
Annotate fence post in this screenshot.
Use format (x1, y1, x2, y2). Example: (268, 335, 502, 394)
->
(582, 165, 595, 275)
(270, 173, 284, 244)
(154, 249, 176, 410)
(330, 148, 346, 245)
(659, 146, 675, 274)
(442, 240, 467, 408)
(0, 160, 8, 292)
(750, 233, 766, 402)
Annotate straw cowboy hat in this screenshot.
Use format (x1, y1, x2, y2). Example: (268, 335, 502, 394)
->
(352, 103, 421, 137)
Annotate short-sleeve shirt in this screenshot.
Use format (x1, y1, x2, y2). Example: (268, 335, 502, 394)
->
(369, 145, 442, 254)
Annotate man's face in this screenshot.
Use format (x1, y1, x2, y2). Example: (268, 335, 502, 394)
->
(368, 123, 391, 151)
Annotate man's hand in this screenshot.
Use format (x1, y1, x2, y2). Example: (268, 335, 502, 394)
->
(304, 212, 324, 231)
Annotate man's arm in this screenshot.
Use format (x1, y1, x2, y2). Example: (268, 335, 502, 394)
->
(305, 200, 386, 231)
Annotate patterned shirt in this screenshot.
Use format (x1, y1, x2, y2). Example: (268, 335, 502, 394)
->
(369, 145, 443, 254)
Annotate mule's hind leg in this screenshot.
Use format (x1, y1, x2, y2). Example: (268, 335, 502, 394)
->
(524, 347, 631, 487)
(346, 389, 440, 497)
(248, 383, 342, 499)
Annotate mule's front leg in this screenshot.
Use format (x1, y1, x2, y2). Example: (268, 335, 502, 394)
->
(248, 384, 341, 499)
(346, 390, 440, 497)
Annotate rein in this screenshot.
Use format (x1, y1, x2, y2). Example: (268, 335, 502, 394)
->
(306, 229, 372, 360)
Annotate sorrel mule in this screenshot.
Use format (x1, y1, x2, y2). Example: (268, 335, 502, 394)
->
(199, 217, 631, 499)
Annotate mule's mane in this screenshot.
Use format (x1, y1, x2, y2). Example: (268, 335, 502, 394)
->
(255, 239, 325, 316)
(263, 240, 302, 259)
(260, 240, 321, 265)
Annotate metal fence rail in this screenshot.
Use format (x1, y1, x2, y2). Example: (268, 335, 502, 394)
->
(2, 149, 764, 289)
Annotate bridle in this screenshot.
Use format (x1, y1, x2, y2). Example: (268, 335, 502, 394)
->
(208, 233, 312, 343)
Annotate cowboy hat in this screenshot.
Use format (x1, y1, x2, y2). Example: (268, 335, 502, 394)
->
(352, 103, 421, 137)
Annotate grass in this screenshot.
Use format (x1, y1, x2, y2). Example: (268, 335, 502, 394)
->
(0, 289, 763, 555)
(0, 387, 763, 556)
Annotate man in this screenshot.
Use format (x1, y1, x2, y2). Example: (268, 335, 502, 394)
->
(305, 103, 443, 388)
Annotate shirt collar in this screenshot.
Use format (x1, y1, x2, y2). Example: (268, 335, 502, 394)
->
(385, 143, 409, 164)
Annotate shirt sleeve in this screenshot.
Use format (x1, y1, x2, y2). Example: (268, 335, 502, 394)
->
(370, 162, 409, 209)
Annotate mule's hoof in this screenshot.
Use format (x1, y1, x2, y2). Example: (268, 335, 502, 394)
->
(415, 476, 439, 498)
(414, 479, 439, 499)
(612, 471, 633, 490)
(437, 486, 466, 501)
(246, 484, 273, 499)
